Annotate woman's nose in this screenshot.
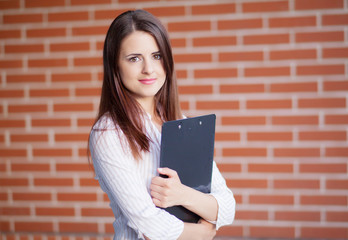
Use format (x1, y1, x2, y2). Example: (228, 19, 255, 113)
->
(142, 59, 154, 74)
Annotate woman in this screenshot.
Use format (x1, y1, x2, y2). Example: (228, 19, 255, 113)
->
(89, 9, 235, 240)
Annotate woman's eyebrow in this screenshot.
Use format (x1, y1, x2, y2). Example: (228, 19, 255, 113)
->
(125, 53, 142, 58)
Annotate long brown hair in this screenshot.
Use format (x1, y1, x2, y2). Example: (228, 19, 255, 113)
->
(91, 9, 182, 159)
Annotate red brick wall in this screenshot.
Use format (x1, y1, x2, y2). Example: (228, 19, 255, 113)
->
(1, 0, 348, 239)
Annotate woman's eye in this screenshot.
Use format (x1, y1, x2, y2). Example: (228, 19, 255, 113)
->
(128, 56, 140, 62)
(153, 54, 162, 60)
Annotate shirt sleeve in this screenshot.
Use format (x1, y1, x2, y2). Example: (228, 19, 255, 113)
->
(89, 128, 184, 240)
(209, 161, 236, 230)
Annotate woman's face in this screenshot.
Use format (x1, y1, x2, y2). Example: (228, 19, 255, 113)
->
(118, 31, 166, 105)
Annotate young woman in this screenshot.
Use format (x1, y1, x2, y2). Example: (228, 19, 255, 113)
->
(89, 9, 236, 240)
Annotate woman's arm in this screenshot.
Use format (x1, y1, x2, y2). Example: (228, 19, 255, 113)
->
(150, 168, 218, 222)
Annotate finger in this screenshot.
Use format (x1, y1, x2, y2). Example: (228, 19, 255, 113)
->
(157, 167, 178, 178)
(151, 176, 166, 186)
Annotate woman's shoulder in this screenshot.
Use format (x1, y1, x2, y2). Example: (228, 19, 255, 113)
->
(92, 113, 117, 130)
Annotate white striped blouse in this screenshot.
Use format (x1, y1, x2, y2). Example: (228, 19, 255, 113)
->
(89, 113, 236, 240)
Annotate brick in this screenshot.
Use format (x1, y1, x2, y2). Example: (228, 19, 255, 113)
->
(79, 148, 88, 157)
(322, 13, 348, 26)
(216, 226, 243, 237)
(227, 178, 268, 189)
(301, 227, 348, 239)
(57, 193, 97, 202)
(275, 211, 320, 221)
(54, 103, 94, 112)
(222, 116, 266, 125)
(15, 222, 53, 232)
(221, 84, 264, 94)
(74, 57, 102, 67)
(51, 73, 92, 82)
(299, 131, 346, 141)
(55, 133, 89, 142)
(94, 9, 129, 20)
(192, 3, 235, 15)
(11, 163, 50, 172)
(0, 60, 22, 68)
(171, 38, 186, 48)
(174, 53, 211, 63)
(5, 44, 44, 54)
(8, 104, 47, 113)
(243, 1, 289, 12)
(326, 147, 348, 157)
(178, 85, 213, 95)
(13, 193, 51, 201)
(324, 80, 348, 91)
(193, 36, 237, 47)
(29, 58, 68, 68)
(1, 149, 26, 157)
(196, 101, 239, 110)
(272, 115, 318, 125)
(48, 11, 89, 22)
(219, 51, 263, 62)
(217, 163, 241, 172)
(270, 49, 317, 60)
(168, 21, 211, 32)
(4, 13, 42, 24)
(59, 222, 98, 233)
(301, 195, 347, 206)
(323, 47, 348, 58)
(145, 6, 185, 16)
(50, 42, 90, 52)
(80, 178, 99, 187)
(274, 179, 320, 189)
(269, 16, 316, 28)
(250, 226, 295, 238)
(32, 118, 71, 127)
(296, 31, 344, 43)
(325, 114, 348, 124)
(270, 82, 317, 92)
(0, 221, 10, 231)
(248, 163, 293, 173)
(300, 163, 346, 173)
(70, 0, 110, 5)
(25, 0, 65, 8)
(180, 101, 189, 110)
(1, 207, 30, 216)
(0, 29, 21, 39)
(216, 132, 240, 142)
(81, 208, 113, 217)
(33, 149, 72, 157)
(77, 118, 95, 127)
(56, 163, 91, 172)
(218, 19, 262, 30)
(30, 89, 69, 97)
(194, 68, 237, 78)
(75, 88, 101, 96)
(298, 98, 345, 108)
(0, 90, 24, 98)
(7, 74, 45, 83)
(245, 66, 290, 77)
(0, 178, 28, 187)
(326, 211, 348, 222)
(0, 0, 20, 9)
(27, 28, 66, 38)
(249, 194, 294, 205)
(295, 0, 343, 10)
(326, 180, 348, 190)
(0, 120, 25, 128)
(274, 148, 320, 157)
(0, 193, 8, 201)
(36, 207, 75, 216)
(72, 26, 109, 36)
(247, 99, 292, 109)
(297, 64, 345, 75)
(223, 148, 267, 157)
(244, 33, 289, 45)
(247, 132, 292, 141)
(236, 210, 268, 220)
(34, 178, 73, 187)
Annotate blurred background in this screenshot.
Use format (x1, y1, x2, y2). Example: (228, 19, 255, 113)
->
(0, 0, 347, 239)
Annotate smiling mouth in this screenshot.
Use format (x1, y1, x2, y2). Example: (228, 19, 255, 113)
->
(139, 78, 156, 85)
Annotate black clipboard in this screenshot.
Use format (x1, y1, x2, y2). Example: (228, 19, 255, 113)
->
(159, 114, 216, 223)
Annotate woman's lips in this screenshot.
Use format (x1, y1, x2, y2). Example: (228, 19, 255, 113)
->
(139, 78, 156, 85)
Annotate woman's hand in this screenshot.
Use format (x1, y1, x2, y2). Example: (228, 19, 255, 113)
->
(150, 168, 186, 208)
